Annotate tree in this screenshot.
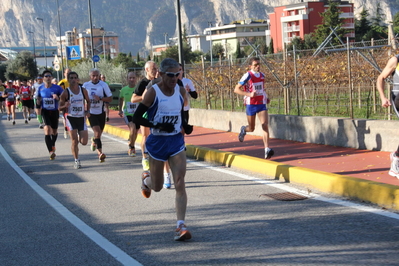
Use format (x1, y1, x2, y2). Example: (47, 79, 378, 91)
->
(355, 7, 371, 41)
(314, 0, 347, 45)
(5, 51, 37, 80)
(393, 11, 399, 35)
(235, 41, 242, 58)
(160, 44, 203, 63)
(113, 52, 136, 69)
(212, 43, 225, 61)
(268, 38, 274, 54)
(367, 3, 388, 40)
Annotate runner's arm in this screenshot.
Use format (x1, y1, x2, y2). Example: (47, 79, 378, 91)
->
(377, 56, 397, 107)
(58, 90, 69, 111)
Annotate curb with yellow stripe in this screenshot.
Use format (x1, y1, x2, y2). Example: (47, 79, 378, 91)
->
(104, 124, 399, 211)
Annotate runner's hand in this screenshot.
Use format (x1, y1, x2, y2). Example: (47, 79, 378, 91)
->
(183, 124, 193, 135)
(155, 123, 174, 133)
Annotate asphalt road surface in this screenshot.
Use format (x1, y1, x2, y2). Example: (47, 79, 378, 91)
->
(1, 113, 399, 266)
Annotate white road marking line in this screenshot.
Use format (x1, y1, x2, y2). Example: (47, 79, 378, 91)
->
(188, 160, 399, 220)
(0, 144, 142, 266)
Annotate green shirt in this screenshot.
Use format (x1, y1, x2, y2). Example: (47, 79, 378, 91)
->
(119, 85, 137, 116)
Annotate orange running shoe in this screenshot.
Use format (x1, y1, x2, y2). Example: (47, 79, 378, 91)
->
(141, 171, 151, 198)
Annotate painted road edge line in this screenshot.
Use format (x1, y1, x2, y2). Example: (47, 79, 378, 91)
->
(0, 144, 142, 266)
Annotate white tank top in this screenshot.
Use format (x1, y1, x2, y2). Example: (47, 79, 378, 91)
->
(67, 87, 85, 117)
(148, 84, 183, 136)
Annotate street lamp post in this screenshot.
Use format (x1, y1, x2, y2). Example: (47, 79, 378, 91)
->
(88, 0, 95, 68)
(36, 17, 47, 69)
(208, 21, 213, 66)
(176, 0, 184, 64)
(27, 31, 37, 68)
(102, 31, 106, 62)
(56, 0, 65, 72)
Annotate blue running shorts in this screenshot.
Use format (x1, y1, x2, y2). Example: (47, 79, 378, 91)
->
(246, 104, 267, 116)
(146, 133, 185, 162)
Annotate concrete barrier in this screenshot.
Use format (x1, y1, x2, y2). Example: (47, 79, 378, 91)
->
(189, 108, 399, 152)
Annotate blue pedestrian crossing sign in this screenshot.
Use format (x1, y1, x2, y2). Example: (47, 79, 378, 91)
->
(66, 45, 81, 60)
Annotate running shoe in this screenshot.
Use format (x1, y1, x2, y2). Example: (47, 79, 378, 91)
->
(7, 115, 10, 121)
(141, 171, 151, 198)
(265, 148, 274, 159)
(28, 116, 31, 121)
(90, 137, 96, 151)
(389, 152, 399, 179)
(142, 158, 150, 171)
(64, 130, 68, 139)
(106, 117, 109, 122)
(39, 124, 44, 129)
(12, 121, 15, 125)
(25, 120, 28, 124)
(128, 148, 136, 157)
(74, 160, 81, 169)
(163, 172, 171, 189)
(99, 153, 106, 163)
(49, 152, 56, 160)
(174, 224, 192, 241)
(238, 126, 246, 142)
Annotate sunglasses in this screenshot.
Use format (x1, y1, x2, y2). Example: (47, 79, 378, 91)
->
(165, 72, 180, 78)
(44, 75, 52, 78)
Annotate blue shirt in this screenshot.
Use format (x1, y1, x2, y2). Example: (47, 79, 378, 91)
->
(36, 84, 64, 110)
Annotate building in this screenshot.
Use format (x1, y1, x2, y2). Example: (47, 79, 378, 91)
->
(0, 46, 57, 68)
(204, 19, 271, 57)
(56, 26, 119, 60)
(158, 19, 270, 59)
(269, 0, 355, 52)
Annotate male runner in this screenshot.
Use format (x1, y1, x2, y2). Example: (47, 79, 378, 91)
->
(377, 54, 399, 178)
(32, 76, 45, 128)
(83, 68, 112, 163)
(0, 80, 5, 113)
(178, 64, 198, 123)
(118, 71, 139, 156)
(133, 58, 193, 241)
(131, 60, 158, 170)
(59, 71, 91, 169)
(35, 70, 64, 160)
(19, 79, 34, 124)
(3, 80, 17, 125)
(234, 56, 274, 159)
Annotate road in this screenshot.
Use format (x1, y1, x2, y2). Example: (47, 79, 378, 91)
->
(1, 113, 399, 266)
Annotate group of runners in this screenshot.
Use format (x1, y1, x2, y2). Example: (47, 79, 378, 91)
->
(1, 56, 276, 241)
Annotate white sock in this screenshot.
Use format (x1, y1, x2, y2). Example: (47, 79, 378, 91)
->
(177, 220, 185, 228)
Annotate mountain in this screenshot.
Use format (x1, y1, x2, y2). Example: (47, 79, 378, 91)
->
(0, 0, 397, 55)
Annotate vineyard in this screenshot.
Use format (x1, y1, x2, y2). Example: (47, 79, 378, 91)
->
(184, 38, 399, 120)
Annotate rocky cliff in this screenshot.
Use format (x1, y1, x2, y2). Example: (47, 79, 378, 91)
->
(0, 0, 397, 55)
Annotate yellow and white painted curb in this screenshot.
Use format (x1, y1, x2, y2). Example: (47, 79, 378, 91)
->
(104, 124, 399, 211)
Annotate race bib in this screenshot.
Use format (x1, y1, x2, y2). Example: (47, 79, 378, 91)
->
(22, 92, 29, 99)
(71, 106, 84, 116)
(253, 82, 264, 95)
(7, 92, 14, 100)
(43, 98, 55, 109)
(91, 98, 100, 108)
(127, 103, 137, 114)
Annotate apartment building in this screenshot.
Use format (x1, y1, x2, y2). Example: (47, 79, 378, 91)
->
(269, 0, 354, 52)
(56, 26, 119, 59)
